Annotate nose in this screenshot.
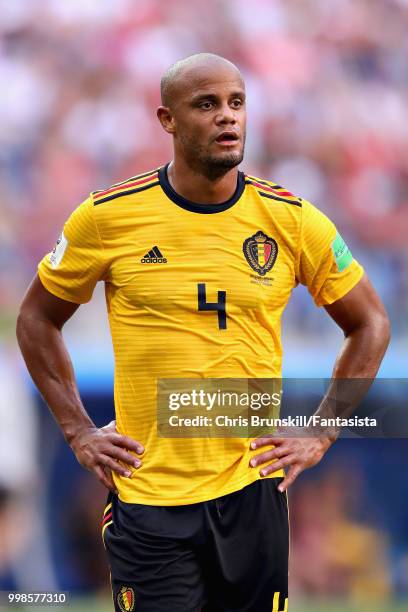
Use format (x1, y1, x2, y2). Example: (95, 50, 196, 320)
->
(215, 103, 237, 125)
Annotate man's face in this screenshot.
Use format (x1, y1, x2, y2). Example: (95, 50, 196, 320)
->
(166, 65, 246, 175)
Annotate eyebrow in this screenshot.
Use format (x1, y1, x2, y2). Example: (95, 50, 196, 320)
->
(190, 91, 246, 103)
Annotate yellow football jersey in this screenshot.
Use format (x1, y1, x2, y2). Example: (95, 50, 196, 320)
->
(38, 164, 364, 504)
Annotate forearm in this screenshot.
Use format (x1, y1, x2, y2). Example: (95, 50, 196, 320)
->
(315, 317, 390, 430)
(16, 313, 95, 444)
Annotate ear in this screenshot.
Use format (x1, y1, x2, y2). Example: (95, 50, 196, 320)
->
(157, 106, 176, 134)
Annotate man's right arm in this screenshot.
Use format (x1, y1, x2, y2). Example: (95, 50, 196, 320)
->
(16, 275, 143, 492)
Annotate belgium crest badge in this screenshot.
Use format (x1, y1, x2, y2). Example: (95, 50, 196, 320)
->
(243, 231, 278, 276)
(117, 586, 135, 612)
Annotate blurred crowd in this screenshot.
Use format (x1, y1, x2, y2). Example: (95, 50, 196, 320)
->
(1, 0, 408, 606)
(1, 0, 408, 339)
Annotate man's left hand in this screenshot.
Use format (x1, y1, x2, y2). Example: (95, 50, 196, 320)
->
(249, 432, 334, 492)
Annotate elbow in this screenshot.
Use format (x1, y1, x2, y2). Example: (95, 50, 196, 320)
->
(378, 311, 391, 352)
(359, 309, 391, 355)
(16, 304, 36, 346)
(345, 309, 391, 353)
(16, 309, 28, 346)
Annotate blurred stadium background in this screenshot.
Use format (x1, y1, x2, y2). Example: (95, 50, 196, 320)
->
(0, 0, 407, 610)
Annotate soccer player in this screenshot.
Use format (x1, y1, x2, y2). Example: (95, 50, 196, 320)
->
(17, 54, 390, 611)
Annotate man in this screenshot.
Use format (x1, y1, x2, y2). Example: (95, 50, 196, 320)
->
(17, 53, 390, 611)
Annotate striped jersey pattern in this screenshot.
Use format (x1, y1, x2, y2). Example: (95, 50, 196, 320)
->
(245, 174, 303, 207)
(93, 169, 160, 205)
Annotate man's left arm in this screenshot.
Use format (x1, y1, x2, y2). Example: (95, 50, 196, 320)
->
(249, 274, 390, 491)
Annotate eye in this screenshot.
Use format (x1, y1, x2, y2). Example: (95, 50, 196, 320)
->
(231, 98, 243, 109)
(199, 101, 214, 110)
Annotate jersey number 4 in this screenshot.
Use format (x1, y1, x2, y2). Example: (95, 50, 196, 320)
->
(197, 283, 227, 330)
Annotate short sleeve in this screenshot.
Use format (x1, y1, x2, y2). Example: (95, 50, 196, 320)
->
(296, 200, 364, 307)
(38, 196, 108, 304)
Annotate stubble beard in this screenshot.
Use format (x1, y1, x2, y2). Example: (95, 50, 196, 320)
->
(181, 134, 245, 180)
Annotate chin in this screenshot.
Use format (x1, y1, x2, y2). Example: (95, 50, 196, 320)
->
(184, 145, 245, 179)
(206, 150, 244, 170)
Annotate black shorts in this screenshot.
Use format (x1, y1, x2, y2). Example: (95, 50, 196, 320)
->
(102, 478, 289, 612)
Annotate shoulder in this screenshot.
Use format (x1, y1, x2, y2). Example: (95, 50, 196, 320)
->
(91, 167, 161, 206)
(244, 172, 303, 208)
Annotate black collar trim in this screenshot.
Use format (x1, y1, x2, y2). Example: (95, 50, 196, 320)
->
(158, 163, 245, 214)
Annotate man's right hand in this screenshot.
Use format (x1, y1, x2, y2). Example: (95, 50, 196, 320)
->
(70, 420, 144, 493)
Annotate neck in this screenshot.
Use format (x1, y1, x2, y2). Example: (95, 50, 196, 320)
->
(167, 157, 239, 205)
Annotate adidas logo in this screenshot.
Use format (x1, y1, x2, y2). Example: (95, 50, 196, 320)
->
(141, 246, 167, 264)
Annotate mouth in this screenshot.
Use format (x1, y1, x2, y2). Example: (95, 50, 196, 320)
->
(215, 131, 240, 146)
